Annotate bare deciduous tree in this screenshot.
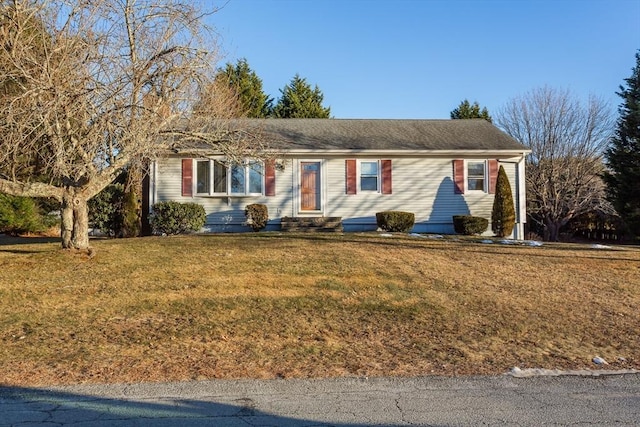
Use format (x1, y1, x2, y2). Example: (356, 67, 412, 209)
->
(495, 86, 614, 241)
(0, 0, 263, 250)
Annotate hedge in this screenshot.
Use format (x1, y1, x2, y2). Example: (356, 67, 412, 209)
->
(149, 201, 206, 235)
(453, 215, 489, 235)
(376, 211, 415, 233)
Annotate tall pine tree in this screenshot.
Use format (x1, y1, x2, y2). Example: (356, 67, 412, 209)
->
(273, 74, 330, 118)
(450, 99, 492, 122)
(603, 51, 640, 238)
(214, 58, 272, 118)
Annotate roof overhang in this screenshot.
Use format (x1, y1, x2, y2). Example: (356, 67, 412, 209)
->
(170, 148, 531, 157)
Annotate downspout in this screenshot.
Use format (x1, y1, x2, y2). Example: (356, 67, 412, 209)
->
(515, 154, 527, 240)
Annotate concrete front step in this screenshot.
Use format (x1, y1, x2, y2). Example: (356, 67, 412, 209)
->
(280, 217, 343, 232)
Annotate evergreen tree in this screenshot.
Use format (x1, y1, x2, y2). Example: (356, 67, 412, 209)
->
(491, 165, 516, 237)
(214, 58, 272, 118)
(121, 175, 141, 238)
(450, 99, 492, 122)
(273, 74, 331, 118)
(603, 51, 640, 238)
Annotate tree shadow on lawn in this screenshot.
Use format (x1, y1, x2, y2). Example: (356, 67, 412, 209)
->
(0, 385, 402, 427)
(0, 234, 60, 246)
(0, 234, 61, 254)
(213, 232, 640, 262)
(446, 244, 640, 264)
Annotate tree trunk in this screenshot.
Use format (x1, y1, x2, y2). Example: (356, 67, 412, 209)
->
(60, 187, 90, 250)
(61, 190, 74, 249)
(71, 195, 90, 249)
(122, 166, 142, 238)
(545, 220, 561, 242)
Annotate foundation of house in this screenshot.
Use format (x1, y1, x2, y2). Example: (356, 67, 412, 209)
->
(280, 217, 343, 232)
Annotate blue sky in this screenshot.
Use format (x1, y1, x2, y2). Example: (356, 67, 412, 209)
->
(209, 0, 640, 119)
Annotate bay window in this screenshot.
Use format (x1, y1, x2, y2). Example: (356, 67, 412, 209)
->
(195, 159, 264, 196)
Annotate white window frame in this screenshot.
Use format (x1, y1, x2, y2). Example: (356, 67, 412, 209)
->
(194, 158, 264, 197)
(358, 160, 381, 193)
(466, 160, 487, 193)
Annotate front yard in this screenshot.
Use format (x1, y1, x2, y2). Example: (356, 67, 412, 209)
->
(0, 233, 638, 386)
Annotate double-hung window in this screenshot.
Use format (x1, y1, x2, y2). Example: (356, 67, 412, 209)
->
(360, 161, 379, 192)
(467, 161, 486, 191)
(195, 159, 264, 196)
(196, 160, 211, 194)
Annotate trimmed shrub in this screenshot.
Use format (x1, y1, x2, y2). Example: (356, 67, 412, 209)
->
(149, 201, 206, 235)
(376, 211, 415, 232)
(245, 203, 268, 231)
(0, 194, 46, 235)
(88, 183, 125, 237)
(491, 165, 516, 237)
(453, 215, 489, 235)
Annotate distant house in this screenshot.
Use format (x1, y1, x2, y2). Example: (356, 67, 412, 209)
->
(146, 118, 530, 238)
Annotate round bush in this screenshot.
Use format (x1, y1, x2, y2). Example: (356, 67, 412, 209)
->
(149, 201, 206, 235)
(453, 215, 489, 235)
(376, 211, 415, 232)
(245, 203, 269, 231)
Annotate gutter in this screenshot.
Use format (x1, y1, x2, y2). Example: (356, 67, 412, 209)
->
(170, 148, 532, 157)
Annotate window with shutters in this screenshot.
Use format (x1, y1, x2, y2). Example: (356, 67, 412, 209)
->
(360, 161, 379, 192)
(346, 159, 392, 195)
(467, 161, 486, 192)
(194, 159, 264, 196)
(453, 159, 498, 194)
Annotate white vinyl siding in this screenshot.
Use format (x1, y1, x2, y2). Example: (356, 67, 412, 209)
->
(150, 155, 523, 235)
(324, 157, 519, 234)
(151, 157, 293, 231)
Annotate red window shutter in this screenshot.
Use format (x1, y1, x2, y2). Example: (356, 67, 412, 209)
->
(182, 159, 193, 197)
(381, 159, 392, 194)
(453, 159, 464, 194)
(488, 159, 499, 194)
(265, 161, 276, 196)
(345, 159, 357, 195)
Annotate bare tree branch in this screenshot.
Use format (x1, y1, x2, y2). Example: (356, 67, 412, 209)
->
(0, 0, 259, 250)
(495, 86, 615, 241)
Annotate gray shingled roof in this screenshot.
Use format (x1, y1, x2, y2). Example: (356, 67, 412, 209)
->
(249, 118, 528, 152)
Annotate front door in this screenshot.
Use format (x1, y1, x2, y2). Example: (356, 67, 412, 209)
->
(300, 162, 321, 211)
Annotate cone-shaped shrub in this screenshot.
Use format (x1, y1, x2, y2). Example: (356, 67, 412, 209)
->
(491, 165, 516, 237)
(121, 189, 141, 237)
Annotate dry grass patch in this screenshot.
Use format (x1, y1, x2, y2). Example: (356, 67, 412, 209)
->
(0, 233, 638, 386)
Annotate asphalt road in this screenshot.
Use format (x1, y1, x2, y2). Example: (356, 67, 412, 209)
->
(1, 373, 639, 426)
